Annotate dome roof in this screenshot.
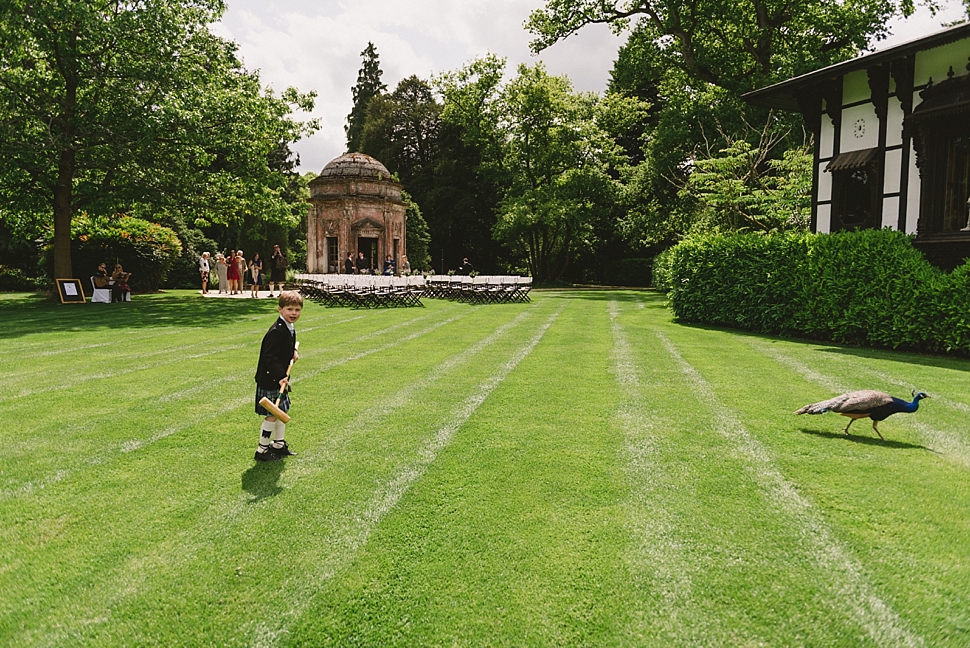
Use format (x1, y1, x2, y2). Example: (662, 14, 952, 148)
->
(318, 152, 393, 181)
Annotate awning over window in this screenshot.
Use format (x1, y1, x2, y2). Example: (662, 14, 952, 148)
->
(825, 148, 879, 172)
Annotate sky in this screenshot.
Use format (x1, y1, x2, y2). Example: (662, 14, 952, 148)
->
(211, 0, 969, 174)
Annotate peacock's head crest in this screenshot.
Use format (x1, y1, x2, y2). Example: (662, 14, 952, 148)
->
(912, 390, 929, 400)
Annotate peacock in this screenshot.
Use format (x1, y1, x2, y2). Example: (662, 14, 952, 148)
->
(795, 390, 928, 440)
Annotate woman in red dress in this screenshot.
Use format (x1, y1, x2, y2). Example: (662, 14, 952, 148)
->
(226, 249, 240, 294)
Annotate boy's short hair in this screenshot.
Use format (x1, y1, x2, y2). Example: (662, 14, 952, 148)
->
(278, 290, 303, 308)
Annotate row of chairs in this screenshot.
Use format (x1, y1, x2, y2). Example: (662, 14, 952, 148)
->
(295, 273, 532, 308)
(296, 275, 425, 308)
(425, 275, 531, 304)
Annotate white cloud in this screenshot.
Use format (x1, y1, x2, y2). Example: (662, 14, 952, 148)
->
(214, 0, 967, 173)
(215, 0, 624, 172)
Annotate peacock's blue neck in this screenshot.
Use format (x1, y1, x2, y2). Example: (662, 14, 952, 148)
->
(893, 396, 920, 413)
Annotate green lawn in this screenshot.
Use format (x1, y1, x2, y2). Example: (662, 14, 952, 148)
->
(1, 289, 968, 646)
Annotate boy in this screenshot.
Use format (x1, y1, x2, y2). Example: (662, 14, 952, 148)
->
(253, 291, 302, 461)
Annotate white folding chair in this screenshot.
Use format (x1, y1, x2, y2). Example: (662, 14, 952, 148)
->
(90, 276, 111, 303)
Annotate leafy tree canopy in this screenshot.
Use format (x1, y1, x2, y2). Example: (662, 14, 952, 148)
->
(0, 0, 317, 279)
(527, 0, 919, 92)
(439, 58, 624, 281)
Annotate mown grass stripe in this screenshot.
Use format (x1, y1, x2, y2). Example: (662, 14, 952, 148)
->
(12, 304, 551, 647)
(608, 301, 708, 641)
(0, 308, 473, 503)
(282, 304, 540, 487)
(0, 315, 365, 388)
(249, 306, 564, 646)
(745, 338, 970, 468)
(656, 330, 924, 648)
(0, 311, 423, 399)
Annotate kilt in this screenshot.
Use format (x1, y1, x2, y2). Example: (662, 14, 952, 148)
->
(271, 267, 286, 283)
(255, 385, 290, 416)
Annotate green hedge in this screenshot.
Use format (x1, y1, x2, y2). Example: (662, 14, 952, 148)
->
(662, 229, 970, 354)
(66, 215, 182, 291)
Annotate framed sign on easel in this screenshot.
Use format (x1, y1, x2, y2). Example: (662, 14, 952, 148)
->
(55, 278, 86, 304)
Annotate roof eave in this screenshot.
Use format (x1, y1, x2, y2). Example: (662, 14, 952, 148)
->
(743, 22, 970, 110)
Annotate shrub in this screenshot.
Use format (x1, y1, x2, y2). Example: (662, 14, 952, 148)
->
(652, 247, 675, 292)
(665, 232, 806, 333)
(662, 229, 970, 355)
(0, 265, 35, 291)
(63, 214, 182, 291)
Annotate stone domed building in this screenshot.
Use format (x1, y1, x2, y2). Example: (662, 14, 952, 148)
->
(306, 152, 406, 273)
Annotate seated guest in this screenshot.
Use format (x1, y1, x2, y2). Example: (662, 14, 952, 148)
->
(93, 262, 112, 288)
(111, 263, 132, 302)
(382, 254, 395, 276)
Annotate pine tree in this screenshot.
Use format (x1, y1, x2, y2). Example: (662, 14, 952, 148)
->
(345, 42, 387, 152)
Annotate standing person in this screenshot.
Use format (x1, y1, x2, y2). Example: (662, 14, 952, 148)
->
(400, 255, 411, 275)
(268, 244, 288, 298)
(355, 251, 368, 275)
(226, 249, 240, 294)
(215, 253, 229, 293)
(382, 254, 395, 276)
(199, 252, 211, 294)
(235, 251, 248, 296)
(344, 253, 354, 274)
(249, 252, 263, 298)
(111, 263, 132, 302)
(253, 291, 302, 461)
(458, 257, 475, 275)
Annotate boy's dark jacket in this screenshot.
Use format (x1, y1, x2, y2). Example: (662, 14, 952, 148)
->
(255, 317, 296, 389)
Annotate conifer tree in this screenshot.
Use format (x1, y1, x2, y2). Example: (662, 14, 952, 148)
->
(346, 42, 387, 152)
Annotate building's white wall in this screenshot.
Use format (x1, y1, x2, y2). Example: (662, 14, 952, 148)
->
(816, 204, 832, 233)
(882, 195, 900, 228)
(914, 39, 970, 86)
(819, 111, 835, 159)
(818, 161, 832, 202)
(842, 70, 871, 104)
(840, 103, 880, 152)
(906, 145, 921, 234)
(886, 98, 905, 147)
(884, 148, 902, 194)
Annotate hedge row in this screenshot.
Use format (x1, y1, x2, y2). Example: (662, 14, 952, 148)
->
(654, 229, 970, 355)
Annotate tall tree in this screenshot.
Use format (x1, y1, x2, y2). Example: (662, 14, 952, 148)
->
(0, 0, 316, 280)
(361, 75, 440, 176)
(362, 73, 504, 273)
(345, 42, 386, 153)
(440, 58, 621, 281)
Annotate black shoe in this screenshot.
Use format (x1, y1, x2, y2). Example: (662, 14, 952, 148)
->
(271, 441, 297, 456)
(254, 449, 281, 461)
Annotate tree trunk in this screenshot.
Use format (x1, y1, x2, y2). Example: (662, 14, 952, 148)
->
(52, 30, 79, 281)
(52, 148, 76, 279)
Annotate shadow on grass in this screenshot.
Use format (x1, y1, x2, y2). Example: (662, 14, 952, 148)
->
(673, 320, 970, 374)
(799, 427, 932, 451)
(241, 459, 286, 503)
(808, 344, 970, 374)
(538, 288, 668, 307)
(0, 291, 282, 340)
